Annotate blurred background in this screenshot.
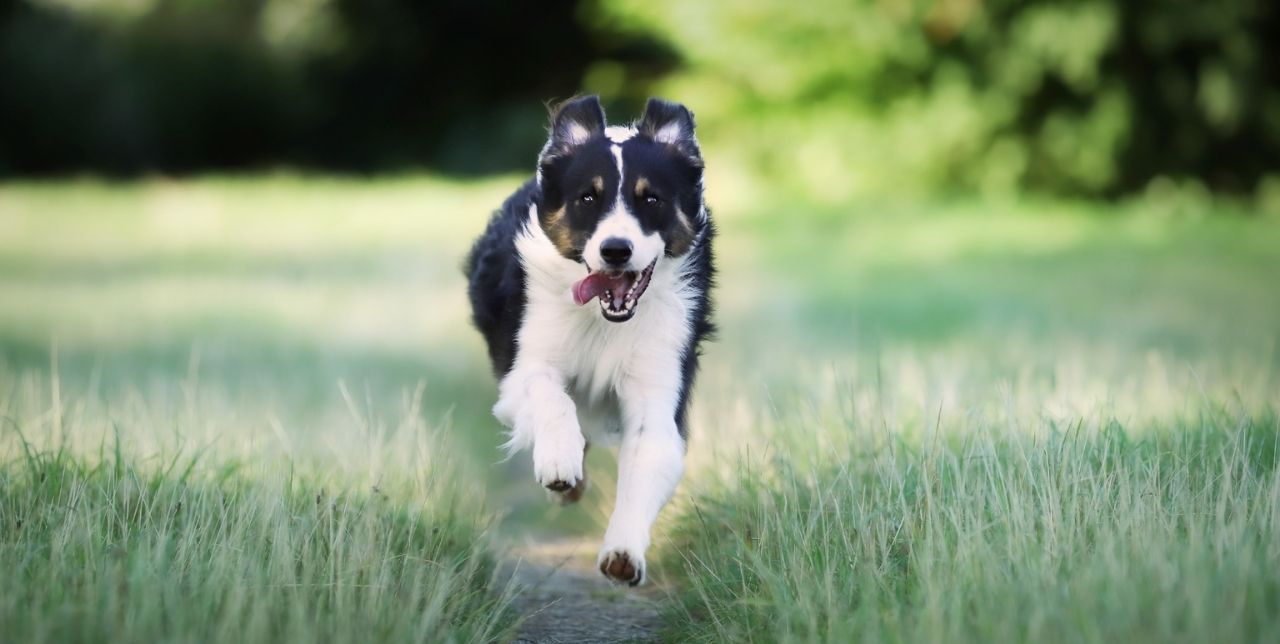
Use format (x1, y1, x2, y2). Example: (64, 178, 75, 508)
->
(3, 0, 1280, 199)
(2, 0, 1279, 534)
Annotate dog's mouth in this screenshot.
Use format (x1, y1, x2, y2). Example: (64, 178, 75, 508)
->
(571, 259, 657, 322)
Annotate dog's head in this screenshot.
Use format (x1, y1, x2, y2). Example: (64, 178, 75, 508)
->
(535, 95, 704, 322)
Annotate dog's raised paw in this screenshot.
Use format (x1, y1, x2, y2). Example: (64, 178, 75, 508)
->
(547, 472, 589, 505)
(597, 547, 645, 586)
(544, 479, 572, 492)
(532, 431, 585, 494)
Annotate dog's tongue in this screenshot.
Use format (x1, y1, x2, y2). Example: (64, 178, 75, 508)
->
(572, 272, 628, 306)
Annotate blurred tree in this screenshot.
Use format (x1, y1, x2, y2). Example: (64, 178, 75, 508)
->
(1110, 0, 1280, 194)
(603, 0, 1280, 199)
(304, 0, 677, 173)
(0, 0, 677, 176)
(2, 0, 1277, 198)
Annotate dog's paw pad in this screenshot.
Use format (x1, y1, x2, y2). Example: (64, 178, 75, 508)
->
(532, 433, 585, 496)
(545, 479, 573, 492)
(598, 548, 645, 586)
(548, 475, 588, 505)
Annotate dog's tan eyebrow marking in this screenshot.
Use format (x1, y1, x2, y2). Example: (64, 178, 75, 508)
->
(634, 177, 649, 195)
(592, 176, 604, 193)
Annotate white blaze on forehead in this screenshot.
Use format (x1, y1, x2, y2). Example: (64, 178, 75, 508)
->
(582, 142, 663, 272)
(611, 143, 624, 178)
(606, 125, 637, 144)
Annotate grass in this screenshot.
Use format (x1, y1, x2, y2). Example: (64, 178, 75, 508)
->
(661, 196, 1280, 641)
(0, 175, 523, 642)
(0, 369, 513, 643)
(2, 174, 1279, 642)
(663, 384, 1279, 642)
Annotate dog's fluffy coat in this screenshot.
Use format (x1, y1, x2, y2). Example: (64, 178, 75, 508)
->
(465, 96, 713, 585)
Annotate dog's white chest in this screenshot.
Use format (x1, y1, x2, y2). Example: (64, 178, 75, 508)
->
(528, 270, 690, 400)
(504, 208, 698, 442)
(543, 290, 689, 443)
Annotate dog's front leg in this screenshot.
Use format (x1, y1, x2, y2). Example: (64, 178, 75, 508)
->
(597, 387, 686, 586)
(493, 366, 586, 492)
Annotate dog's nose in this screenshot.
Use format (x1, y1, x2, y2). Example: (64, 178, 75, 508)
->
(600, 237, 632, 267)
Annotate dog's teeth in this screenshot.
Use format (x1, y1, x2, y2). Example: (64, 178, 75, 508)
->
(624, 300, 635, 310)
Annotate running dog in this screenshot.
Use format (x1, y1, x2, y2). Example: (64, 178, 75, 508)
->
(465, 95, 714, 585)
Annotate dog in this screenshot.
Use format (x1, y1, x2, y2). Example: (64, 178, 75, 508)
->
(465, 95, 714, 586)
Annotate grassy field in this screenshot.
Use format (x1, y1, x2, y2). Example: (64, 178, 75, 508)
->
(665, 197, 1280, 641)
(0, 386, 511, 642)
(0, 177, 521, 642)
(1, 175, 1278, 642)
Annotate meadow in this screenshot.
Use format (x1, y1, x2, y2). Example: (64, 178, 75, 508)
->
(1, 175, 1277, 642)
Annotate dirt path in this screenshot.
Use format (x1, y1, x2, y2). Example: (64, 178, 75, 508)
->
(501, 538, 667, 643)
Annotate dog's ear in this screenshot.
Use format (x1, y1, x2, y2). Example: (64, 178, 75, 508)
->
(638, 98, 702, 166)
(541, 95, 606, 161)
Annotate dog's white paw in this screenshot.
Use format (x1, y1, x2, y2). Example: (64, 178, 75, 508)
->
(597, 545, 646, 586)
(532, 430, 585, 493)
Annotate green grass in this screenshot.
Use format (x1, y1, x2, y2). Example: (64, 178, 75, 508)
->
(0, 369, 514, 643)
(663, 390, 1279, 642)
(2, 175, 1279, 642)
(660, 197, 1280, 641)
(0, 176, 525, 642)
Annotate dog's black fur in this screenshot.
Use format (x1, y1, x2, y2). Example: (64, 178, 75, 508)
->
(465, 181, 537, 378)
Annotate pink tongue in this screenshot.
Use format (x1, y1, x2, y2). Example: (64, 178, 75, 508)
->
(572, 272, 628, 306)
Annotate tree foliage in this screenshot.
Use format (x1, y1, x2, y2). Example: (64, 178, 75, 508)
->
(600, 0, 1280, 198)
(2, 0, 1276, 198)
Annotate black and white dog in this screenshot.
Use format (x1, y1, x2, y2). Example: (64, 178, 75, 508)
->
(465, 96, 713, 585)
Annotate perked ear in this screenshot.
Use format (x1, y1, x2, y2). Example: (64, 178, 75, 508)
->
(542, 95, 607, 160)
(638, 97, 701, 164)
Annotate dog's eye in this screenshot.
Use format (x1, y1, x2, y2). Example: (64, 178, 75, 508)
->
(643, 195, 661, 206)
(578, 193, 596, 205)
